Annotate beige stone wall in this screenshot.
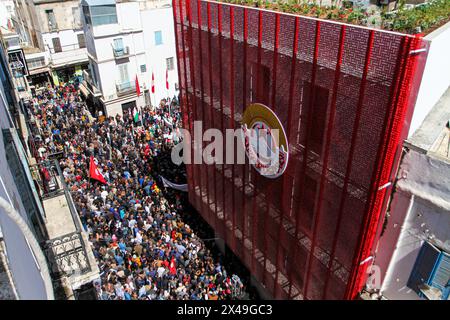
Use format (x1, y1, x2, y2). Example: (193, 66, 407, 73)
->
(35, 1, 82, 33)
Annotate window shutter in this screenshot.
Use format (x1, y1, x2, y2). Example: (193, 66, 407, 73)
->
(429, 252, 450, 299)
(52, 38, 62, 53)
(407, 242, 441, 296)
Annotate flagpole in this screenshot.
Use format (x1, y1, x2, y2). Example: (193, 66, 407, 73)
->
(87, 156, 91, 191)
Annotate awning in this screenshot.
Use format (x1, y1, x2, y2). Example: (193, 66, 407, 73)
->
(79, 82, 89, 97)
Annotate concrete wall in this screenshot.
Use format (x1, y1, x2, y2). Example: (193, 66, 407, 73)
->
(0, 68, 47, 300)
(42, 29, 85, 53)
(375, 150, 450, 300)
(35, 1, 82, 33)
(408, 21, 450, 137)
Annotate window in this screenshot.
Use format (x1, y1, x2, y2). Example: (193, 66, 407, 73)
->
(154, 31, 163, 45)
(77, 34, 86, 49)
(89, 61, 99, 87)
(90, 5, 118, 26)
(117, 63, 129, 84)
(5, 37, 19, 48)
(113, 38, 123, 53)
(82, 5, 91, 25)
(27, 57, 46, 69)
(166, 57, 174, 71)
(407, 241, 450, 300)
(140, 64, 146, 73)
(52, 37, 62, 53)
(72, 7, 81, 27)
(46, 10, 57, 31)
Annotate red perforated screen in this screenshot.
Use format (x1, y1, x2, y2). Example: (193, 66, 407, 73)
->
(172, 0, 428, 299)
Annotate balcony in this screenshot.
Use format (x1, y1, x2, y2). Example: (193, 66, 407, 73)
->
(116, 80, 135, 96)
(48, 44, 88, 68)
(28, 160, 100, 291)
(112, 46, 130, 58)
(81, 70, 101, 97)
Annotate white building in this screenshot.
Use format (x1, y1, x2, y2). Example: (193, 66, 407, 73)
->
(0, 37, 99, 300)
(0, 40, 51, 300)
(3, 0, 89, 88)
(80, 0, 178, 116)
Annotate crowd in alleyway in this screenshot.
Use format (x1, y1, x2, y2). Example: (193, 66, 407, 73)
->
(27, 83, 245, 300)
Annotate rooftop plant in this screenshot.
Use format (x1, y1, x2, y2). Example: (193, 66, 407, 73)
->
(215, 0, 450, 34)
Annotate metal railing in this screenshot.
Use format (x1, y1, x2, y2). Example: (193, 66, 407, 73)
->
(112, 46, 130, 58)
(116, 80, 135, 95)
(44, 231, 91, 278)
(48, 43, 86, 54)
(32, 159, 91, 278)
(21, 101, 94, 282)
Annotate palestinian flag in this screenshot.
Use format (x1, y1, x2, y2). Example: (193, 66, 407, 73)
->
(133, 107, 139, 123)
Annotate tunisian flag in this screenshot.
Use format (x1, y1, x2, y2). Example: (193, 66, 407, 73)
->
(135, 75, 141, 96)
(166, 69, 169, 90)
(89, 156, 107, 184)
(169, 257, 176, 275)
(151, 72, 155, 94)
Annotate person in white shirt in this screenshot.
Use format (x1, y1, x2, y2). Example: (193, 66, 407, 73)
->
(101, 188, 108, 205)
(157, 266, 165, 278)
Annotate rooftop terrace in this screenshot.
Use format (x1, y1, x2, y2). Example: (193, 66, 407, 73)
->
(214, 0, 450, 34)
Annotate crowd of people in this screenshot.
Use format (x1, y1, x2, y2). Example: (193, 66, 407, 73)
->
(27, 82, 245, 300)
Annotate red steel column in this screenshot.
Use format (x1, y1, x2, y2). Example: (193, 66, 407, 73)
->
(295, 19, 321, 298)
(321, 29, 375, 299)
(218, 3, 228, 244)
(178, 0, 195, 195)
(250, 9, 263, 274)
(303, 24, 346, 299)
(316, 25, 349, 299)
(229, 5, 236, 251)
(206, 2, 218, 230)
(325, 35, 407, 299)
(196, 0, 211, 222)
(261, 11, 280, 288)
(286, 16, 300, 299)
(186, 0, 202, 210)
(345, 35, 421, 299)
(241, 7, 248, 259)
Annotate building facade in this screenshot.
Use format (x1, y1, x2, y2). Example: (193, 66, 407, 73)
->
(2, 0, 89, 89)
(173, 0, 429, 299)
(80, 0, 179, 117)
(0, 35, 100, 300)
(366, 21, 450, 301)
(373, 88, 450, 300)
(0, 37, 51, 300)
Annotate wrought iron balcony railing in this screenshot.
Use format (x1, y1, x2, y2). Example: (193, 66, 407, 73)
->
(116, 80, 135, 96)
(112, 46, 130, 58)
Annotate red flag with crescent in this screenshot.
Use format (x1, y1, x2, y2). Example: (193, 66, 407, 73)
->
(89, 156, 107, 184)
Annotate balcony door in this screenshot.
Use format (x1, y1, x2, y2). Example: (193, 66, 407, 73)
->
(117, 63, 130, 92)
(52, 37, 62, 53)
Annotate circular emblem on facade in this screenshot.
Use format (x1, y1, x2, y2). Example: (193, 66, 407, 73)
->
(240, 103, 289, 179)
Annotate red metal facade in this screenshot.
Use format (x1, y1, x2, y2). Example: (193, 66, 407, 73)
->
(173, 0, 427, 299)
